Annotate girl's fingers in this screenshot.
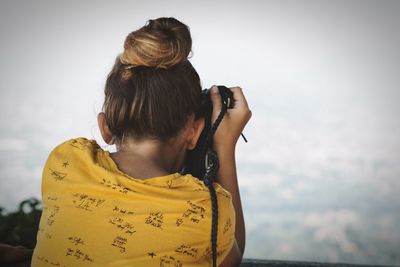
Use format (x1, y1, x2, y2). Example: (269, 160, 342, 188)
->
(230, 87, 249, 109)
(210, 85, 222, 119)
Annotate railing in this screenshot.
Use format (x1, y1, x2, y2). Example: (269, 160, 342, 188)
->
(5, 258, 397, 267)
(240, 258, 397, 267)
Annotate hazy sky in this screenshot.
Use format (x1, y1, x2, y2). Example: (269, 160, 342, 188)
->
(1, 0, 399, 265)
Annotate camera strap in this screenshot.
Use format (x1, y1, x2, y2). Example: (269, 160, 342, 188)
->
(202, 94, 229, 267)
(202, 86, 248, 267)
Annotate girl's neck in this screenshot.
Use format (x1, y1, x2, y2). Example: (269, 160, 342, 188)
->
(110, 138, 186, 179)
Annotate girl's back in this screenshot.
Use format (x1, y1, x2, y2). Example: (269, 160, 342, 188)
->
(31, 137, 235, 266)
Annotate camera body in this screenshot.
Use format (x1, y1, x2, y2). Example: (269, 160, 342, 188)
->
(182, 85, 233, 179)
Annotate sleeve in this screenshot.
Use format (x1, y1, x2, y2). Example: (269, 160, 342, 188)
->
(41, 137, 89, 196)
(41, 139, 71, 196)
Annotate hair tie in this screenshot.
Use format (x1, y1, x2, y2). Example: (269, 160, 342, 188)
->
(124, 64, 135, 70)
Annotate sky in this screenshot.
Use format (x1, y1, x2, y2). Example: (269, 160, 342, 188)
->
(0, 0, 400, 265)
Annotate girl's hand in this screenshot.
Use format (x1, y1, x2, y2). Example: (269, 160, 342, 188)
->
(210, 85, 252, 152)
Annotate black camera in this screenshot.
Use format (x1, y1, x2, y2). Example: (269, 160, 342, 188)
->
(182, 85, 234, 179)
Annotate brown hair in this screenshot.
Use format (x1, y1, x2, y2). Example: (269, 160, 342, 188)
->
(102, 17, 202, 143)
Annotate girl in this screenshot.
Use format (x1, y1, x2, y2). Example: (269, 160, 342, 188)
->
(32, 17, 251, 267)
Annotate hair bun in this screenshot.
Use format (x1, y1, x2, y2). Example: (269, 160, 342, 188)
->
(120, 17, 192, 69)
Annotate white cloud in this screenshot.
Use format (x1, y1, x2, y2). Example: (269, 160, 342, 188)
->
(0, 138, 28, 151)
(304, 209, 360, 254)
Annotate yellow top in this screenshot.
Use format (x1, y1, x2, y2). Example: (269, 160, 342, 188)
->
(32, 137, 235, 267)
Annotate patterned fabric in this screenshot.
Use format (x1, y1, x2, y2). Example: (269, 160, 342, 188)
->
(32, 137, 235, 267)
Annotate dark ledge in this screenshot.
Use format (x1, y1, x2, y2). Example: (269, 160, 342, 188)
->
(4, 258, 397, 267)
(240, 259, 397, 267)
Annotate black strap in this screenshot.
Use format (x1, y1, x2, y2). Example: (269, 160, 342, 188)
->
(202, 95, 229, 267)
(202, 86, 248, 266)
(204, 149, 219, 267)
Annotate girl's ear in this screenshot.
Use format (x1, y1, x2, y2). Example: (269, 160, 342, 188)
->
(187, 117, 205, 150)
(97, 112, 115, 145)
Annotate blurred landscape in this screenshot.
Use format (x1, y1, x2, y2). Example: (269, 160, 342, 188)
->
(0, 198, 41, 250)
(1, 0, 399, 266)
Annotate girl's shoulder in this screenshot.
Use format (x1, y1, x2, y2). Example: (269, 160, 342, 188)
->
(183, 174, 233, 200)
(51, 136, 97, 152)
(47, 137, 99, 159)
(43, 137, 100, 172)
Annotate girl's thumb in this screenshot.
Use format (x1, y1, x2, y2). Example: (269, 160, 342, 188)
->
(210, 86, 222, 121)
